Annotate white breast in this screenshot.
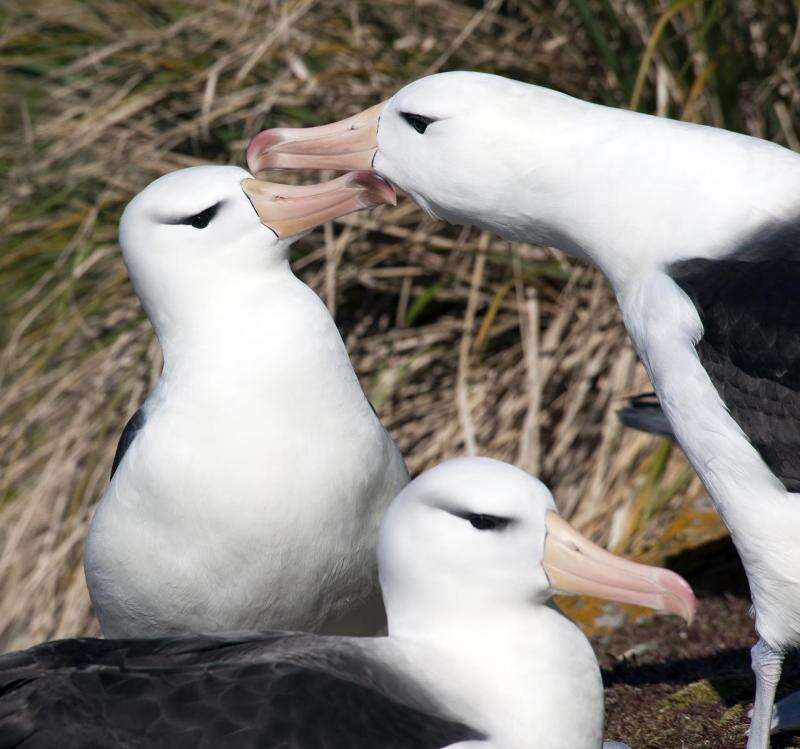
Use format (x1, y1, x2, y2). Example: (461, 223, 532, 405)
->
(384, 606, 604, 749)
(85, 275, 408, 637)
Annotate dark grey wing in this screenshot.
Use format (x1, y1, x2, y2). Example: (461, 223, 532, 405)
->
(0, 632, 483, 749)
(110, 406, 146, 479)
(668, 220, 800, 492)
(617, 393, 675, 440)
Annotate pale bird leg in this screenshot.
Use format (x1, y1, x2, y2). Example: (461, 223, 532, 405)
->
(747, 639, 784, 749)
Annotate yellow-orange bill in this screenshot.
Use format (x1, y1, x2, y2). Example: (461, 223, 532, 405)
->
(246, 102, 387, 174)
(543, 512, 696, 625)
(241, 171, 395, 238)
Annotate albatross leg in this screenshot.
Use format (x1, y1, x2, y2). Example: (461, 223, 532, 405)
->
(747, 639, 784, 749)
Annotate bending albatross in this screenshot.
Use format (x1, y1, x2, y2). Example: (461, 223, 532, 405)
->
(248, 69, 800, 747)
(85, 165, 407, 638)
(1, 457, 692, 748)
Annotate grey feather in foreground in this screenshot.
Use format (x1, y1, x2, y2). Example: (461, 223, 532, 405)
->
(0, 632, 482, 749)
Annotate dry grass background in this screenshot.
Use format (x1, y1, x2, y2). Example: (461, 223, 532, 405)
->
(1, 0, 798, 652)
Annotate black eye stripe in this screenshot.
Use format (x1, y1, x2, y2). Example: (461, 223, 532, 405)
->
(400, 112, 435, 134)
(466, 513, 511, 531)
(166, 201, 223, 229)
(444, 511, 509, 532)
(441, 506, 515, 531)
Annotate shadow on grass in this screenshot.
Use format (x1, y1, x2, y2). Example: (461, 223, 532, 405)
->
(605, 647, 800, 741)
(604, 647, 749, 694)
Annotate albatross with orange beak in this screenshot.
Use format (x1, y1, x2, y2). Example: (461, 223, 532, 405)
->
(84, 164, 408, 639)
(248, 70, 800, 747)
(8, 458, 690, 748)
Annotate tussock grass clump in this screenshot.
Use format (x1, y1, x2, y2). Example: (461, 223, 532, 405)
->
(1, 0, 797, 649)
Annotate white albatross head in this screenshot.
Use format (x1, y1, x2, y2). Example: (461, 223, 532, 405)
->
(119, 164, 394, 339)
(377, 456, 695, 636)
(247, 70, 800, 287)
(247, 72, 584, 246)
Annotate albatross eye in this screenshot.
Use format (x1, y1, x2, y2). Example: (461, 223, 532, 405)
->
(173, 201, 222, 229)
(400, 112, 434, 135)
(466, 514, 511, 531)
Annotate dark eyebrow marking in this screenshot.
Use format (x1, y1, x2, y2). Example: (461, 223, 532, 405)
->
(442, 506, 516, 531)
(400, 112, 436, 134)
(163, 201, 224, 229)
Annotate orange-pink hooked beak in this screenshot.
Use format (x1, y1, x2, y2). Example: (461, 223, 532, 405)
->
(543, 512, 696, 624)
(241, 171, 395, 238)
(247, 101, 387, 174)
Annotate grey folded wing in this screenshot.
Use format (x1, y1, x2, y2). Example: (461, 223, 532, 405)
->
(668, 222, 800, 492)
(0, 631, 483, 749)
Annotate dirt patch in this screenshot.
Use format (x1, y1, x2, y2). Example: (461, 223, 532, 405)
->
(597, 594, 800, 748)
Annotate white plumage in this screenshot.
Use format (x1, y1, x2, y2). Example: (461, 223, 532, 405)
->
(85, 165, 408, 638)
(7, 457, 694, 748)
(248, 70, 800, 747)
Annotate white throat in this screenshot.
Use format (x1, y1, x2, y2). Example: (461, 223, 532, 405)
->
(86, 264, 407, 637)
(386, 604, 603, 749)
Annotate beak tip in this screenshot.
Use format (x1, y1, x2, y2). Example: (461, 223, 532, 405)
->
(348, 171, 397, 207)
(658, 569, 697, 626)
(246, 129, 285, 174)
(684, 594, 698, 627)
(676, 599, 696, 627)
(380, 178, 397, 207)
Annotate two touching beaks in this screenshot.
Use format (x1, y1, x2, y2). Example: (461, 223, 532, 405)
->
(241, 101, 391, 238)
(245, 101, 696, 627)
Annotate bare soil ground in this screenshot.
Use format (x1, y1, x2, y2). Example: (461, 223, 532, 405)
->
(598, 541, 800, 748)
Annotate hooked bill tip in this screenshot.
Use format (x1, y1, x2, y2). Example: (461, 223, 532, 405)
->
(347, 171, 396, 206)
(656, 568, 697, 626)
(246, 129, 287, 173)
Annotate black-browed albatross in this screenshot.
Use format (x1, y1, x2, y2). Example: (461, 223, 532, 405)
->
(85, 165, 407, 640)
(247, 70, 800, 748)
(1, 458, 692, 748)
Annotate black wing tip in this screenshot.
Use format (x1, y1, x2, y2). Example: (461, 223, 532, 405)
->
(617, 393, 675, 440)
(110, 406, 146, 479)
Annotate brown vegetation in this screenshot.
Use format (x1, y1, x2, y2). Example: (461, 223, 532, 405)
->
(1, 0, 797, 697)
